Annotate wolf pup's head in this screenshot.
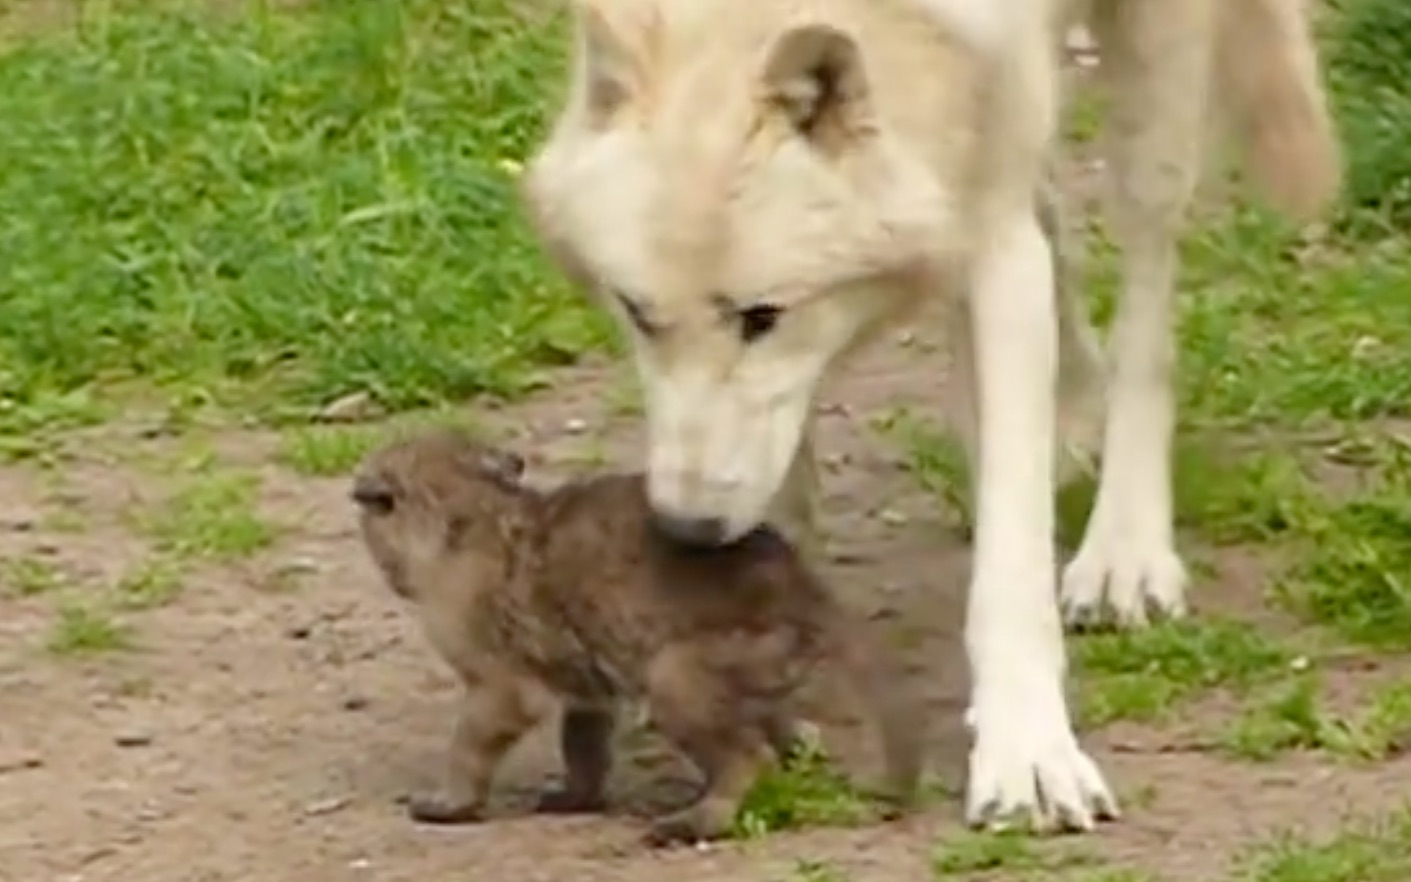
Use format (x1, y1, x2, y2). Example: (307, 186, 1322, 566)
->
(351, 430, 527, 600)
(524, 0, 972, 545)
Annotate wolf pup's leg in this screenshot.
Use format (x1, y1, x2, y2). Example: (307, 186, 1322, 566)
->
(408, 683, 538, 825)
(762, 711, 806, 763)
(642, 645, 770, 846)
(536, 706, 616, 814)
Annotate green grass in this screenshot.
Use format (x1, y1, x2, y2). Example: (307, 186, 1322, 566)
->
(134, 470, 277, 559)
(872, 407, 972, 531)
(1071, 619, 1299, 727)
(114, 557, 185, 610)
(47, 601, 132, 655)
(1235, 808, 1411, 882)
(0, 0, 611, 437)
(275, 404, 482, 476)
(277, 424, 387, 477)
(1224, 675, 1411, 762)
(1275, 472, 1411, 648)
(931, 830, 1101, 876)
(1, 555, 69, 596)
(783, 861, 852, 882)
(732, 739, 880, 838)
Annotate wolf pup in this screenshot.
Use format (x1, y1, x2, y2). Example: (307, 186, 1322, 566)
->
(352, 429, 925, 845)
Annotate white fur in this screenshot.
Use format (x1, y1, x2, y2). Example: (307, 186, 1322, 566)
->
(1056, 0, 1209, 626)
(910, 0, 1028, 54)
(963, 207, 1118, 828)
(522, 0, 1339, 833)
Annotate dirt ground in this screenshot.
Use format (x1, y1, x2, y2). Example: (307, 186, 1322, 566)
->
(2, 310, 1408, 882)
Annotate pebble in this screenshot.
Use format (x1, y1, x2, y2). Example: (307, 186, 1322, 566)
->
(342, 695, 370, 712)
(286, 624, 313, 640)
(318, 392, 381, 424)
(0, 751, 43, 774)
(283, 557, 321, 575)
(80, 845, 118, 865)
(828, 549, 868, 565)
(563, 417, 588, 435)
(136, 803, 166, 822)
(877, 508, 908, 526)
(114, 732, 154, 748)
(305, 796, 352, 817)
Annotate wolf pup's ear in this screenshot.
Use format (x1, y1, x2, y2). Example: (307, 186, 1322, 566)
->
(761, 23, 873, 152)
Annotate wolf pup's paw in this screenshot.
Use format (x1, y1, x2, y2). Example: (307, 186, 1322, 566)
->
(534, 785, 606, 815)
(872, 787, 919, 822)
(643, 803, 732, 848)
(406, 792, 485, 825)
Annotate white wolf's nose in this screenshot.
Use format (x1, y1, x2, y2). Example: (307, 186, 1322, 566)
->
(648, 510, 729, 548)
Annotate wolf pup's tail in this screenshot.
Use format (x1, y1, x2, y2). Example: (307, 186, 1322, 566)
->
(1216, 0, 1342, 220)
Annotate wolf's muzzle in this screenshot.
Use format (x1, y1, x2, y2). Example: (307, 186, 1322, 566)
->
(648, 510, 729, 548)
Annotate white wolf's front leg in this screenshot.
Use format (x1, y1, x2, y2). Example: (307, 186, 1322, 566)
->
(962, 209, 1117, 831)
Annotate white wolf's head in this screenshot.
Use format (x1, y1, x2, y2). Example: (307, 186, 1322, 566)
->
(524, 0, 973, 545)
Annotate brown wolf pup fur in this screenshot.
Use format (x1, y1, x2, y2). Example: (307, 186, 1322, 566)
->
(351, 429, 925, 845)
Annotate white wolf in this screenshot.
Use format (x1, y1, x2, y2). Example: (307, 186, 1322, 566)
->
(523, 0, 1339, 831)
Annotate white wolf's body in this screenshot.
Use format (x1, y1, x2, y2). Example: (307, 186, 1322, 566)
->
(524, 0, 1339, 830)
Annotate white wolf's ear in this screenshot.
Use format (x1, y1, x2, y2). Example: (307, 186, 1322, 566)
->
(573, 3, 644, 126)
(761, 24, 873, 150)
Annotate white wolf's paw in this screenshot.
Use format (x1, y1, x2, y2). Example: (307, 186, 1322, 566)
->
(1060, 520, 1188, 629)
(965, 683, 1119, 832)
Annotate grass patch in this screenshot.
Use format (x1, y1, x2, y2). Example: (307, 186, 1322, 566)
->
(1235, 808, 1411, 882)
(0, 0, 610, 437)
(872, 407, 971, 530)
(732, 740, 879, 838)
(931, 830, 1100, 876)
(1, 554, 68, 596)
(784, 861, 852, 882)
(1224, 675, 1411, 762)
(1072, 619, 1297, 726)
(874, 407, 1324, 550)
(277, 424, 387, 477)
(114, 556, 185, 610)
(1101, 212, 1411, 429)
(1274, 477, 1411, 648)
(47, 602, 132, 655)
(275, 405, 482, 476)
(135, 471, 276, 559)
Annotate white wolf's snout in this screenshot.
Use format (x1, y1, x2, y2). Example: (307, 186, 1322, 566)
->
(640, 365, 817, 546)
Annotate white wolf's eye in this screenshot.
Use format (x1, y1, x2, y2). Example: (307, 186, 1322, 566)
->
(738, 304, 783, 344)
(617, 295, 660, 337)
